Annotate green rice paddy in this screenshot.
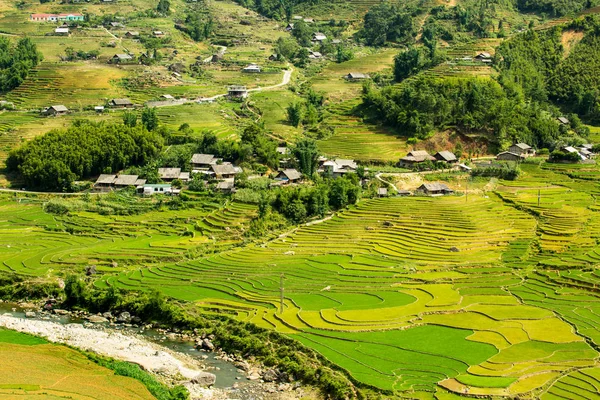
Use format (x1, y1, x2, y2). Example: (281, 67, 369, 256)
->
(1, 162, 600, 398)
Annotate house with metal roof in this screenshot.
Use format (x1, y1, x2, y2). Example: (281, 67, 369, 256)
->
(416, 183, 454, 196)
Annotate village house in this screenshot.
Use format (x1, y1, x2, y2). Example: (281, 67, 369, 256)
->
(285, 23, 294, 31)
(416, 183, 454, 196)
(54, 27, 69, 36)
(496, 151, 525, 162)
(508, 143, 536, 157)
(228, 86, 248, 99)
(30, 13, 84, 22)
(94, 106, 105, 113)
(269, 54, 279, 61)
(43, 105, 69, 116)
(216, 180, 236, 193)
(345, 72, 370, 81)
(312, 32, 327, 42)
(141, 184, 179, 196)
(562, 146, 588, 161)
(113, 174, 146, 189)
(108, 21, 124, 29)
(109, 54, 134, 64)
(322, 159, 358, 178)
(275, 169, 302, 184)
(242, 64, 261, 73)
(474, 52, 492, 63)
(94, 174, 116, 190)
(399, 150, 435, 167)
(210, 163, 242, 180)
(158, 167, 190, 182)
(377, 187, 388, 197)
(153, 31, 164, 37)
(191, 154, 219, 171)
(434, 151, 458, 164)
(557, 116, 570, 125)
(308, 51, 322, 59)
(109, 98, 134, 108)
(211, 53, 224, 63)
(125, 31, 140, 38)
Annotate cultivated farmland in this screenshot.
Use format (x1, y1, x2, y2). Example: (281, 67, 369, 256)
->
(2, 162, 600, 398)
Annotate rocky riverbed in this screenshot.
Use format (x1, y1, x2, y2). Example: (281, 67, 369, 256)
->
(0, 300, 316, 400)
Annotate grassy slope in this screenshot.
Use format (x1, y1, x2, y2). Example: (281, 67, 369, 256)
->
(0, 328, 155, 399)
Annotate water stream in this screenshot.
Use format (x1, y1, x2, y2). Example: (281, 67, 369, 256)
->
(0, 302, 244, 389)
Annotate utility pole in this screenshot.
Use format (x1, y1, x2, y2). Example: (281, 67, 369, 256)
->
(279, 273, 284, 314)
(538, 189, 541, 207)
(465, 179, 468, 203)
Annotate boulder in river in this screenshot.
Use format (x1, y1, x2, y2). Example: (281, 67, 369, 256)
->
(88, 315, 108, 323)
(116, 312, 131, 323)
(262, 369, 278, 382)
(191, 371, 216, 387)
(201, 338, 215, 351)
(25, 311, 36, 318)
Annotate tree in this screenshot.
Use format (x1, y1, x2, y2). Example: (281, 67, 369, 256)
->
(141, 107, 159, 131)
(335, 45, 354, 63)
(156, 0, 170, 14)
(275, 37, 299, 60)
(123, 111, 137, 127)
(394, 46, 428, 81)
(287, 102, 304, 127)
(292, 139, 320, 177)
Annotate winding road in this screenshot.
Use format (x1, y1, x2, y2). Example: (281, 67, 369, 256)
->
(147, 67, 293, 108)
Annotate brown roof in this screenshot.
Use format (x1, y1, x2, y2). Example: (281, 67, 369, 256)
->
(95, 174, 116, 185)
(278, 169, 301, 181)
(158, 167, 181, 179)
(113, 175, 139, 186)
(418, 183, 453, 192)
(402, 150, 435, 162)
(435, 151, 457, 162)
(211, 163, 238, 176)
(191, 154, 217, 165)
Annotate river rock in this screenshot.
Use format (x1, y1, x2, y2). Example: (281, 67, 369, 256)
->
(262, 369, 278, 382)
(116, 312, 131, 323)
(53, 309, 69, 315)
(102, 312, 113, 319)
(201, 338, 215, 351)
(191, 371, 216, 386)
(25, 311, 36, 318)
(88, 315, 108, 323)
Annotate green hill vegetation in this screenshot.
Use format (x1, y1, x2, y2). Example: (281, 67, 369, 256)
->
(0, 0, 599, 399)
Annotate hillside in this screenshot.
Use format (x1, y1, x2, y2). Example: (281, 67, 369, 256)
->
(0, 0, 600, 399)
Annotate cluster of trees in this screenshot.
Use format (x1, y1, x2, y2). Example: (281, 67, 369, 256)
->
(515, 0, 595, 17)
(496, 17, 600, 122)
(62, 47, 100, 61)
(358, 2, 417, 46)
(270, 174, 360, 223)
(232, 0, 326, 20)
(393, 44, 446, 81)
(0, 37, 42, 92)
(361, 76, 563, 149)
(6, 120, 164, 191)
(286, 88, 325, 128)
(176, 8, 213, 42)
(275, 35, 352, 67)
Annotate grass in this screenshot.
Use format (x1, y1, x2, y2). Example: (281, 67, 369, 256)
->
(0, 336, 155, 399)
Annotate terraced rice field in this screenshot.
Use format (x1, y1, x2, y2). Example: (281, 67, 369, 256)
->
(3, 164, 600, 399)
(0, 328, 154, 399)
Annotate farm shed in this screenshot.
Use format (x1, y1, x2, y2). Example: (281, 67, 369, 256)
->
(312, 33, 327, 42)
(109, 98, 134, 108)
(434, 151, 458, 163)
(125, 31, 140, 38)
(243, 64, 261, 73)
(509, 143, 536, 157)
(109, 54, 134, 64)
(557, 116, 570, 125)
(44, 105, 69, 116)
(228, 86, 248, 99)
(275, 169, 302, 183)
(399, 150, 435, 167)
(345, 72, 369, 81)
(496, 151, 525, 161)
(416, 183, 454, 196)
(54, 27, 69, 36)
(377, 187, 388, 197)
